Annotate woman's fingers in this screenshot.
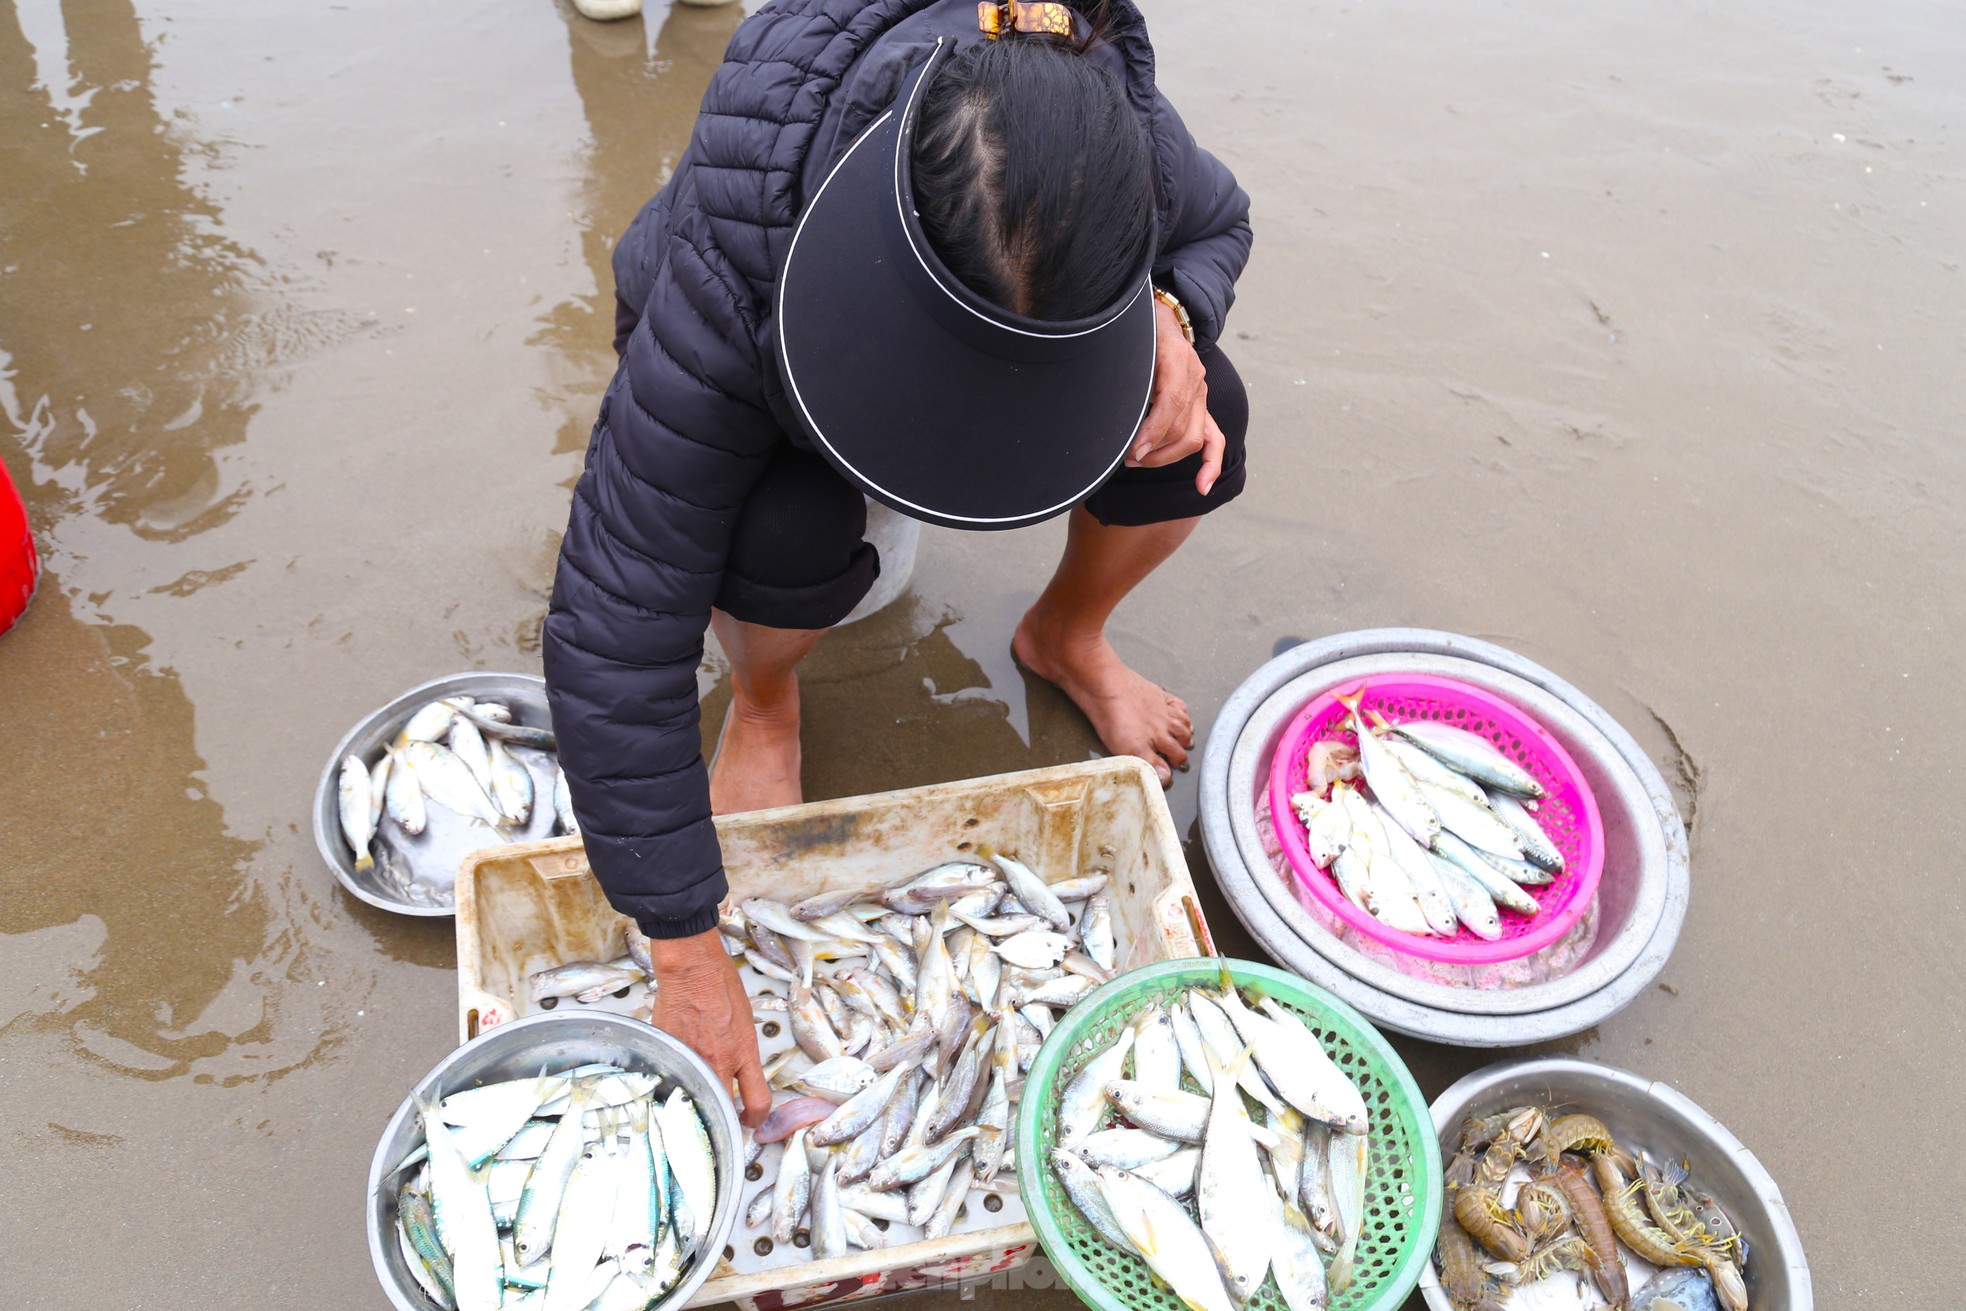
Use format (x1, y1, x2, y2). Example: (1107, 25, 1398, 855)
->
(1194, 412, 1225, 496)
(724, 966, 773, 1128)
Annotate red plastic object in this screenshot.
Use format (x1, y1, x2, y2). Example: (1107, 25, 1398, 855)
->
(0, 460, 37, 637)
(1268, 675, 1604, 965)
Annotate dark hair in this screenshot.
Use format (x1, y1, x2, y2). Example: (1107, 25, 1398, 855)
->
(910, 35, 1154, 322)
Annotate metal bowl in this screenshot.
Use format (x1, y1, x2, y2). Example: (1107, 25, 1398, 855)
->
(314, 672, 555, 916)
(1199, 629, 1690, 1045)
(1416, 1057, 1811, 1311)
(365, 1011, 745, 1311)
(1228, 655, 1668, 1014)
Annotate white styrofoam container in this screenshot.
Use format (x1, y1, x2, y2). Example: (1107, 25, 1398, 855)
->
(453, 757, 1212, 1310)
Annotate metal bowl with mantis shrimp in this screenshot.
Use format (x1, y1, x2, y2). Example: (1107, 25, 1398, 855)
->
(1415, 1057, 1809, 1311)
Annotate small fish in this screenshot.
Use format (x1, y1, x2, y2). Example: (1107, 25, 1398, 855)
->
(382, 746, 427, 835)
(338, 755, 376, 872)
(1197, 1045, 1273, 1303)
(1339, 689, 1439, 847)
(1096, 1165, 1237, 1311)
(528, 958, 643, 1006)
(865, 1126, 983, 1191)
(449, 698, 559, 752)
(789, 1055, 877, 1103)
(1133, 1147, 1203, 1199)
(401, 740, 510, 832)
(755, 1096, 838, 1143)
(811, 1155, 850, 1260)
(1078, 892, 1117, 973)
(1077, 1127, 1185, 1170)
(1058, 1027, 1134, 1150)
(399, 699, 461, 745)
(1483, 786, 1565, 871)
(1104, 1082, 1209, 1143)
(1131, 1007, 1182, 1091)
(1384, 719, 1543, 799)
(1433, 830, 1541, 915)
(811, 1061, 914, 1146)
(791, 884, 885, 921)
(989, 852, 1072, 931)
(486, 738, 534, 825)
(1046, 874, 1109, 902)
(448, 713, 496, 800)
(553, 766, 578, 836)
(993, 930, 1074, 971)
(771, 1127, 813, 1244)
(1050, 1150, 1142, 1257)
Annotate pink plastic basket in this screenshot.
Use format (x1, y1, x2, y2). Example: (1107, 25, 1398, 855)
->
(1267, 675, 1604, 965)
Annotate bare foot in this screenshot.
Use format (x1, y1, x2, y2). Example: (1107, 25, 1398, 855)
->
(1013, 609, 1194, 785)
(708, 694, 804, 814)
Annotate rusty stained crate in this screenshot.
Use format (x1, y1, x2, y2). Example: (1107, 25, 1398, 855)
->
(453, 757, 1214, 1311)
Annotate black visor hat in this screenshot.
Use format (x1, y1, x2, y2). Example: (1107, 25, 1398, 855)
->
(774, 38, 1158, 531)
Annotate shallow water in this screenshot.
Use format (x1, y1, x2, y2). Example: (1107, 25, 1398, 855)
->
(1, 0, 1959, 1306)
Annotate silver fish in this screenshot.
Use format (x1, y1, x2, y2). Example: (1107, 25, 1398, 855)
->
(1433, 830, 1541, 914)
(771, 1126, 813, 1244)
(338, 754, 376, 872)
(990, 853, 1072, 930)
(448, 699, 558, 752)
(1325, 1125, 1368, 1292)
(866, 1126, 982, 1191)
(1096, 1165, 1237, 1311)
(790, 1055, 877, 1103)
(1078, 892, 1118, 973)
(1187, 993, 1285, 1118)
(1338, 689, 1439, 847)
(993, 930, 1074, 971)
(1417, 779, 1526, 861)
(1078, 1127, 1184, 1170)
(789, 982, 845, 1062)
(811, 1060, 915, 1146)
(1050, 1150, 1142, 1257)
(1133, 1147, 1202, 1199)
(401, 740, 509, 831)
(399, 699, 460, 744)
(791, 884, 885, 921)
(1428, 852, 1504, 940)
(741, 897, 840, 944)
(1272, 1201, 1331, 1311)
(382, 745, 427, 835)
(1169, 1002, 1215, 1096)
(811, 1155, 849, 1260)
(1197, 1045, 1273, 1304)
(447, 713, 495, 800)
(1385, 719, 1543, 799)
(1373, 727, 1486, 805)
(1132, 1006, 1182, 1091)
(415, 1093, 502, 1311)
(1048, 874, 1109, 902)
(923, 1157, 974, 1239)
(1058, 1027, 1134, 1150)
(1369, 798, 1461, 936)
(529, 959, 643, 1006)
(1105, 1081, 1210, 1143)
(552, 766, 578, 836)
(486, 737, 534, 825)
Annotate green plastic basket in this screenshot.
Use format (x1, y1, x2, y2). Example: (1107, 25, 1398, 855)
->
(1015, 957, 1442, 1311)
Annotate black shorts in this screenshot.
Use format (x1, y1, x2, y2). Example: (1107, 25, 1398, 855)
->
(714, 343, 1249, 630)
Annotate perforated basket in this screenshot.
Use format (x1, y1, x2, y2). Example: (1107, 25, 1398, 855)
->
(1268, 675, 1605, 965)
(1016, 958, 1441, 1311)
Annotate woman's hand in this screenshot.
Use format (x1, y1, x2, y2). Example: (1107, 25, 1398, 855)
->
(1126, 296, 1224, 496)
(646, 928, 772, 1129)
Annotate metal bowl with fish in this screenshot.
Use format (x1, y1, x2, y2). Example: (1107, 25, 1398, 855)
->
(1019, 957, 1442, 1311)
(1416, 1056, 1810, 1311)
(315, 671, 572, 916)
(366, 1010, 744, 1311)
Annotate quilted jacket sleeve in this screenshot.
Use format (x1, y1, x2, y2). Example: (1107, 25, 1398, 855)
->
(1152, 95, 1252, 349)
(542, 203, 779, 940)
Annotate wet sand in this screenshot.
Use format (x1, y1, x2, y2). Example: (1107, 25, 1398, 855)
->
(2, 0, 1960, 1306)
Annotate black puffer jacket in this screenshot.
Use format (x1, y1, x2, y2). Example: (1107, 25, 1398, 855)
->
(544, 0, 1252, 939)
